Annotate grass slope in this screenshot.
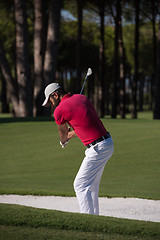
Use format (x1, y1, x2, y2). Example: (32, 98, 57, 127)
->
(0, 112, 160, 199)
(0, 204, 160, 240)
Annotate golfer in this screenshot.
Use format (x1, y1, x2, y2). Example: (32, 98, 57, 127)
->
(42, 83, 114, 215)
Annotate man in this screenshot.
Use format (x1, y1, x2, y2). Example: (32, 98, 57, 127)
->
(42, 82, 114, 215)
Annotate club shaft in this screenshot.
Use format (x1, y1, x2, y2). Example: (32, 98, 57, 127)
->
(80, 75, 88, 94)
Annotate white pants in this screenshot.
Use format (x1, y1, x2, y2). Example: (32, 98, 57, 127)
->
(73, 136, 114, 215)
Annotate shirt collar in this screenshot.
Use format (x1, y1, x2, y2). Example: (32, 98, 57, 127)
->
(61, 93, 73, 102)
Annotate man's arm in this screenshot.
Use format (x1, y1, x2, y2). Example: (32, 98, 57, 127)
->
(58, 124, 68, 144)
(68, 129, 77, 140)
(58, 124, 77, 144)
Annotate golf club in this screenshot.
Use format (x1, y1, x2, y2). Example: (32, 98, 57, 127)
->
(80, 68, 92, 94)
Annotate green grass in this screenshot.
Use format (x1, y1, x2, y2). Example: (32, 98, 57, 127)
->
(0, 204, 160, 240)
(0, 112, 160, 240)
(0, 112, 160, 199)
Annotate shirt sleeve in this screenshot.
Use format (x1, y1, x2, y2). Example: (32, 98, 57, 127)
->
(54, 107, 66, 125)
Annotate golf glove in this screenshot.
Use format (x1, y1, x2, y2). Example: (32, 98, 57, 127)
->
(60, 140, 69, 148)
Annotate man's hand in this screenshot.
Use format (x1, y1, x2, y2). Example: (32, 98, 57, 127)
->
(57, 123, 77, 148)
(60, 140, 69, 148)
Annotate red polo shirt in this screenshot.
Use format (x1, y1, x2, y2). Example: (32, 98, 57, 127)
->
(54, 94, 107, 146)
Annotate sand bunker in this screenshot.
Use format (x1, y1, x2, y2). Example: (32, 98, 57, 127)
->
(0, 195, 160, 223)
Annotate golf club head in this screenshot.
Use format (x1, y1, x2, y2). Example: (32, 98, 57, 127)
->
(87, 68, 92, 76)
(80, 68, 92, 94)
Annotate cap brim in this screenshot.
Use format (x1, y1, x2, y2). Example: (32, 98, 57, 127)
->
(42, 97, 50, 107)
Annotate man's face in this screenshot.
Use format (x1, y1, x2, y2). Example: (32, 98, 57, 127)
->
(49, 92, 60, 111)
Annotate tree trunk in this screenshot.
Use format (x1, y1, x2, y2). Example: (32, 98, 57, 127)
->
(111, 0, 120, 118)
(1, 72, 9, 113)
(98, 0, 105, 118)
(131, 0, 139, 119)
(76, 0, 83, 93)
(43, 0, 61, 116)
(119, 2, 126, 119)
(154, 16, 160, 119)
(0, 41, 19, 115)
(43, 0, 61, 86)
(87, 69, 94, 104)
(151, 0, 157, 111)
(14, 0, 32, 116)
(33, 0, 45, 116)
(63, 69, 68, 90)
(139, 75, 144, 111)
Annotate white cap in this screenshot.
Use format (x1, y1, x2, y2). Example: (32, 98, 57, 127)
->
(42, 83, 61, 107)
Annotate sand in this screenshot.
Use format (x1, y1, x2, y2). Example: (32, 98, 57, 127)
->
(0, 195, 160, 223)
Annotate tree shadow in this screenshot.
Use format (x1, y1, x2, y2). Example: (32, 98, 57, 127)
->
(0, 116, 54, 124)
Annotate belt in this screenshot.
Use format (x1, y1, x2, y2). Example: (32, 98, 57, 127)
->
(86, 132, 111, 148)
